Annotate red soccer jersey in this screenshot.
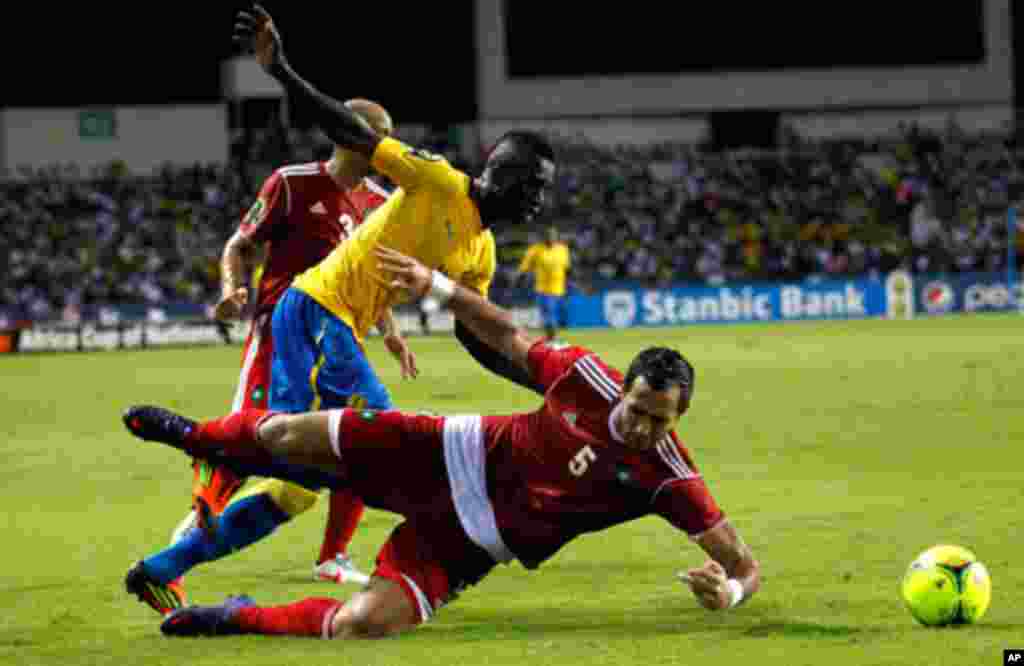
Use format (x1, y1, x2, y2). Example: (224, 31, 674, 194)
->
(237, 163, 389, 315)
(482, 341, 724, 569)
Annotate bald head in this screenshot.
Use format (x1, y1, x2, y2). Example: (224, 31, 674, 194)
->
(344, 98, 393, 137)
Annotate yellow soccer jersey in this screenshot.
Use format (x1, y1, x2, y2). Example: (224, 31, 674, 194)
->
(293, 137, 492, 340)
(519, 242, 571, 296)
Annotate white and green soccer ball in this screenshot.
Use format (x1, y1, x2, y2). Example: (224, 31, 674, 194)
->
(901, 544, 991, 626)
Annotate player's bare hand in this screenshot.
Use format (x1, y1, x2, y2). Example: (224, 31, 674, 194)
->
(679, 559, 731, 610)
(213, 287, 248, 321)
(233, 4, 287, 76)
(384, 333, 420, 380)
(375, 247, 432, 299)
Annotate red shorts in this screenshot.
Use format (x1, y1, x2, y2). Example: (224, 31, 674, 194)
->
(330, 408, 497, 623)
(230, 313, 273, 411)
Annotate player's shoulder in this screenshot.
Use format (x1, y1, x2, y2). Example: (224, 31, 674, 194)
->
(568, 350, 623, 399)
(646, 431, 699, 481)
(273, 161, 323, 181)
(358, 177, 392, 204)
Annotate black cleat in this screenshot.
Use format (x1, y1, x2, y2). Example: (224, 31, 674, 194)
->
(160, 595, 255, 637)
(125, 560, 187, 616)
(123, 405, 197, 452)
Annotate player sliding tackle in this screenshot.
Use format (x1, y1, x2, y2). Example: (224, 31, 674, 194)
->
(123, 244, 761, 639)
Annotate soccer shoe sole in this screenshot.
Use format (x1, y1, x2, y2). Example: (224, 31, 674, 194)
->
(122, 405, 197, 452)
(125, 561, 186, 616)
(160, 595, 255, 637)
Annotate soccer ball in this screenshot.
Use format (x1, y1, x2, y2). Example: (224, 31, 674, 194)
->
(901, 545, 991, 626)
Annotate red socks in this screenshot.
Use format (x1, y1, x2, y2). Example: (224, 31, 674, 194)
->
(235, 597, 343, 638)
(318, 489, 366, 564)
(188, 409, 277, 464)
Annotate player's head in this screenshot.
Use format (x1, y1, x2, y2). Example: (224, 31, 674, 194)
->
(618, 348, 695, 450)
(332, 99, 393, 175)
(476, 130, 556, 230)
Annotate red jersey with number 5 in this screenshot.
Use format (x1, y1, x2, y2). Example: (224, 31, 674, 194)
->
(481, 341, 724, 569)
(238, 162, 389, 316)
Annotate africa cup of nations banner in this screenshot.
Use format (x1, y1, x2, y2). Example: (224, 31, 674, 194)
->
(569, 277, 891, 329)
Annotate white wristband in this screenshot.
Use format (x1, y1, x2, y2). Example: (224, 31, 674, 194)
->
(726, 578, 744, 609)
(428, 270, 456, 305)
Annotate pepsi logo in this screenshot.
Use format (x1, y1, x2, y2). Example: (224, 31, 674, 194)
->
(922, 282, 954, 314)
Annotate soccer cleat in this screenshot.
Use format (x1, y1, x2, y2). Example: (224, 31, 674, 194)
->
(313, 553, 370, 586)
(160, 595, 255, 637)
(122, 406, 197, 453)
(125, 561, 187, 616)
(191, 459, 244, 535)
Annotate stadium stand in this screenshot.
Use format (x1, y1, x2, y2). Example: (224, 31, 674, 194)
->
(3, 121, 1023, 326)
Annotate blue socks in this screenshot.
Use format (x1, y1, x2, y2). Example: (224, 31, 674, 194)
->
(143, 493, 290, 584)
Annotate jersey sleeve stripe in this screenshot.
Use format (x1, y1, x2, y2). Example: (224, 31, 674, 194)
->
(575, 359, 616, 402)
(278, 163, 320, 176)
(362, 178, 391, 197)
(656, 438, 694, 479)
(575, 356, 621, 402)
(282, 174, 293, 216)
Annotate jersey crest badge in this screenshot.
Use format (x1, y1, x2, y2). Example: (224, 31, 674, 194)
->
(309, 201, 328, 215)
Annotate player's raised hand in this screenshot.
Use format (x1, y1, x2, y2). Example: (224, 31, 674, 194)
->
(679, 559, 731, 610)
(213, 287, 249, 321)
(375, 247, 433, 299)
(233, 4, 287, 76)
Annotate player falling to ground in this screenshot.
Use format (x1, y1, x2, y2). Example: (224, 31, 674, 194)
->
(234, 3, 554, 397)
(125, 100, 410, 616)
(126, 1, 561, 618)
(123, 244, 762, 640)
(518, 226, 573, 340)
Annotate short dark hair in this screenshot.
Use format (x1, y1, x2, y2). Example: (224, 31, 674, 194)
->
(624, 347, 695, 412)
(490, 130, 556, 163)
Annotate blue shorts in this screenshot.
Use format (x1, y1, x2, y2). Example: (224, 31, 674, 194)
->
(537, 293, 565, 328)
(269, 288, 392, 413)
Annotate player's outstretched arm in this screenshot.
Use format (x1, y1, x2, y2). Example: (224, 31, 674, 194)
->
(233, 4, 380, 158)
(681, 519, 761, 611)
(376, 247, 540, 377)
(454, 320, 546, 396)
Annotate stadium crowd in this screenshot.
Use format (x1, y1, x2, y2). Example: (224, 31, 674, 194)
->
(3, 122, 1023, 324)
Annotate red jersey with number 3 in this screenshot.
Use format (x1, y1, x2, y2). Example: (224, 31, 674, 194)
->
(238, 162, 389, 316)
(481, 341, 724, 569)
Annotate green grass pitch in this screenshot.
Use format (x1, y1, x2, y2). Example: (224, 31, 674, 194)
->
(1, 314, 1022, 665)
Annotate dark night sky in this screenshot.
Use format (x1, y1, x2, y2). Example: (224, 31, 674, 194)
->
(5, 2, 478, 123)
(4, 2, 1020, 121)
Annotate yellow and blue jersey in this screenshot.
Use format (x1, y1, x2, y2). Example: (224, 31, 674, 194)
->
(293, 137, 496, 342)
(519, 242, 571, 296)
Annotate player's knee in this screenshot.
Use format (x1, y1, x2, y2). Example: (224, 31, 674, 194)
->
(256, 413, 291, 448)
(330, 581, 418, 639)
(258, 413, 309, 456)
(331, 603, 408, 639)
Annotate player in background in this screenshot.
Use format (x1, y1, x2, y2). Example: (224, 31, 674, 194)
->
(517, 226, 573, 340)
(123, 244, 762, 639)
(125, 99, 410, 616)
(234, 3, 553, 398)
